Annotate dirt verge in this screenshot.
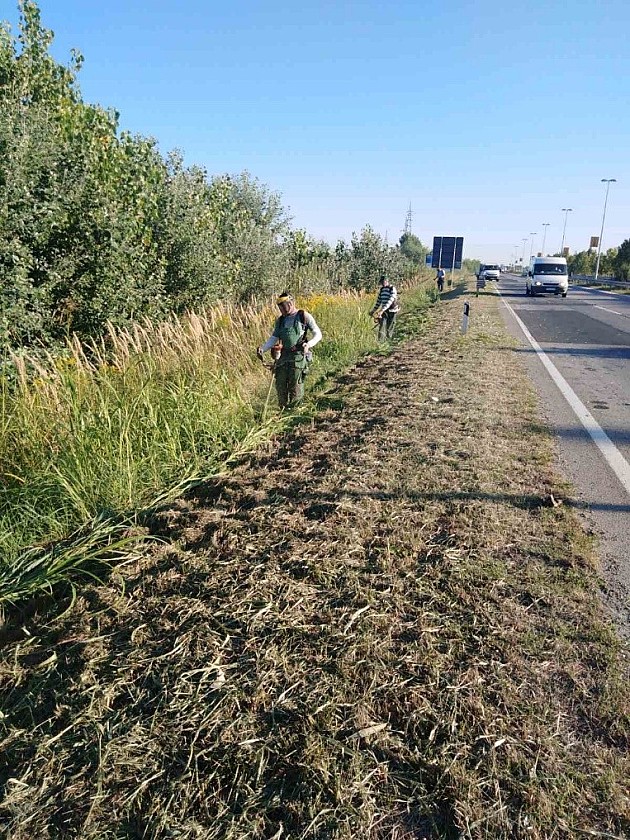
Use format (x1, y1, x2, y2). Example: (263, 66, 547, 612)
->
(1, 287, 628, 839)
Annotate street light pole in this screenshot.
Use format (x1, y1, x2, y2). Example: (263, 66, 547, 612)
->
(541, 223, 550, 255)
(560, 208, 572, 255)
(521, 237, 528, 267)
(594, 179, 616, 282)
(528, 232, 537, 266)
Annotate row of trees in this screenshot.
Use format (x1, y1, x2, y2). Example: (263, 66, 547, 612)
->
(567, 242, 630, 280)
(1, 2, 429, 355)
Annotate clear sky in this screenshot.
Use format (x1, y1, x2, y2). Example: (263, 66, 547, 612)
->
(2, 0, 629, 264)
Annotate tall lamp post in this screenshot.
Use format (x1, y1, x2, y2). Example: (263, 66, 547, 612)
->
(528, 232, 537, 266)
(541, 223, 550, 256)
(560, 208, 572, 255)
(594, 179, 616, 282)
(520, 237, 528, 268)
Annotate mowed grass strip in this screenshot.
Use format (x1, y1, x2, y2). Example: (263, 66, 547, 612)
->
(1, 282, 628, 839)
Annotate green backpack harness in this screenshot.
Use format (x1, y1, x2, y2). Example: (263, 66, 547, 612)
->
(274, 310, 312, 372)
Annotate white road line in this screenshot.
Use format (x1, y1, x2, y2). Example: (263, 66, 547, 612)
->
(500, 295, 630, 496)
(573, 285, 626, 298)
(595, 304, 628, 318)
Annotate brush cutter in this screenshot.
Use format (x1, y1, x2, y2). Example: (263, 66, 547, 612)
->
(257, 341, 282, 420)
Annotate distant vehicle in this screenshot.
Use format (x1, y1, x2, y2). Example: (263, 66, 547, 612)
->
(480, 264, 501, 281)
(526, 256, 568, 297)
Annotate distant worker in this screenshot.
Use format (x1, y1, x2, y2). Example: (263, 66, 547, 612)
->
(257, 291, 322, 409)
(434, 266, 446, 293)
(369, 274, 400, 341)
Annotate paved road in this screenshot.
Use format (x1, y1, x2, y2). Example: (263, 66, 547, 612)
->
(496, 273, 630, 634)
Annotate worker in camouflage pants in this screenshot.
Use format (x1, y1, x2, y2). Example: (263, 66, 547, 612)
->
(257, 292, 322, 408)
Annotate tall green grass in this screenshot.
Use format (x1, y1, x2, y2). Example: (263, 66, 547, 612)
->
(1, 284, 435, 601)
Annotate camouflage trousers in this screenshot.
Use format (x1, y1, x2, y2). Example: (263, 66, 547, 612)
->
(274, 359, 306, 408)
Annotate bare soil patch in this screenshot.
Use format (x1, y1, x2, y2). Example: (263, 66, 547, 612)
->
(1, 288, 629, 839)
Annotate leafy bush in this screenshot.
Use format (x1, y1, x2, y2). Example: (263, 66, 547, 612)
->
(1, 1, 427, 363)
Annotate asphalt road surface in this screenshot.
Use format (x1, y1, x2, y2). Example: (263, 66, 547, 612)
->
(496, 273, 630, 635)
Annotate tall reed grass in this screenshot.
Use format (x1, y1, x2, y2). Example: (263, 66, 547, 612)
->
(2, 286, 434, 602)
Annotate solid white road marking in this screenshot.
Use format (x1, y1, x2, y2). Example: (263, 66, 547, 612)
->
(500, 295, 630, 496)
(595, 305, 628, 318)
(572, 285, 627, 298)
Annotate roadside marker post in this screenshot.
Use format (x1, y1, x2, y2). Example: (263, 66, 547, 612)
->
(461, 301, 470, 334)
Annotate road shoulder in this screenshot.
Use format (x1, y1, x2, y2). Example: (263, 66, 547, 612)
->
(1, 284, 629, 839)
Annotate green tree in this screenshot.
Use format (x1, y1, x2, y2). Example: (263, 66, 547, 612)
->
(0, 0, 430, 359)
(568, 250, 596, 276)
(206, 172, 289, 301)
(398, 232, 427, 266)
(0, 1, 170, 346)
(347, 226, 391, 289)
(598, 247, 617, 278)
(286, 229, 312, 271)
(462, 258, 480, 274)
(613, 239, 630, 281)
(152, 153, 225, 312)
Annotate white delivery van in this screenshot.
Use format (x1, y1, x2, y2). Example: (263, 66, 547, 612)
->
(526, 256, 568, 297)
(481, 264, 501, 281)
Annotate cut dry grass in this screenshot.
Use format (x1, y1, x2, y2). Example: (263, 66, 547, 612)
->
(0, 283, 628, 839)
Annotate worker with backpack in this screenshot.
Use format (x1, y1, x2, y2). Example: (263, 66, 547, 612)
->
(256, 291, 322, 408)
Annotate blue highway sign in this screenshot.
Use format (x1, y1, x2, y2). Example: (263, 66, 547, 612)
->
(432, 236, 464, 270)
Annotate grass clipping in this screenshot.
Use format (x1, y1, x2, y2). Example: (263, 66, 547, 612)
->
(1, 286, 629, 839)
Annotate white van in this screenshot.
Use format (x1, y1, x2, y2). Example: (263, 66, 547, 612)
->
(481, 264, 501, 281)
(526, 256, 568, 297)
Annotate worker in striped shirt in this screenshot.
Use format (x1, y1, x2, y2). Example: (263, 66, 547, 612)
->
(369, 274, 400, 341)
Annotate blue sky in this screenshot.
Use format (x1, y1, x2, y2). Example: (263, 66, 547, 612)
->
(2, 0, 629, 263)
